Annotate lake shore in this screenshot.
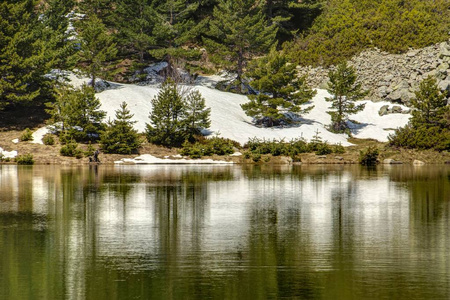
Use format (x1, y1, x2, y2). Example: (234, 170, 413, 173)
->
(1, 130, 449, 165)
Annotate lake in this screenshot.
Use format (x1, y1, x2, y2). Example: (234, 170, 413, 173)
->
(0, 164, 449, 299)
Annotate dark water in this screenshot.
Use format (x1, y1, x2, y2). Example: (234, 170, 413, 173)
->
(0, 164, 449, 300)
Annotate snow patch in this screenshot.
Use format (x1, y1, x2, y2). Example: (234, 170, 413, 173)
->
(114, 154, 233, 165)
(0, 147, 17, 159)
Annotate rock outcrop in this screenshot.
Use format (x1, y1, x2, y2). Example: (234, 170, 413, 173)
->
(297, 39, 450, 106)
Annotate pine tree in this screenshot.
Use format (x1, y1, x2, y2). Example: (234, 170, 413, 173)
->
(41, 0, 78, 72)
(204, 0, 277, 90)
(100, 102, 142, 154)
(114, 0, 157, 64)
(146, 79, 187, 146)
(76, 14, 117, 88)
(325, 62, 368, 133)
(410, 76, 448, 128)
(185, 89, 211, 138)
(146, 79, 211, 146)
(46, 84, 106, 141)
(241, 48, 316, 127)
(150, 0, 207, 79)
(388, 76, 450, 151)
(0, 0, 52, 109)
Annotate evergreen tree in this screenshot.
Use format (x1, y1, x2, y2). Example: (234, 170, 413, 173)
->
(185, 89, 211, 138)
(79, 0, 114, 21)
(150, 0, 207, 79)
(41, 0, 78, 72)
(325, 62, 368, 133)
(114, 0, 157, 64)
(0, 0, 53, 109)
(241, 48, 316, 127)
(146, 79, 211, 146)
(388, 76, 450, 151)
(100, 102, 142, 154)
(146, 79, 187, 146)
(204, 0, 277, 90)
(410, 76, 448, 128)
(46, 84, 106, 141)
(76, 14, 117, 88)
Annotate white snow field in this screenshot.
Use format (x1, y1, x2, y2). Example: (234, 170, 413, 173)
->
(92, 78, 411, 146)
(20, 73, 411, 163)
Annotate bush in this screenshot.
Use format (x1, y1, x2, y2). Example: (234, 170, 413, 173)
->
(252, 153, 261, 162)
(388, 125, 450, 151)
(16, 154, 34, 165)
(180, 137, 237, 158)
(20, 128, 33, 142)
(60, 141, 83, 158)
(359, 146, 379, 166)
(42, 134, 55, 145)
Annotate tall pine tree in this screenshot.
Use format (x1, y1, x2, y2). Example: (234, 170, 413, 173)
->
(241, 48, 316, 127)
(204, 0, 277, 90)
(0, 0, 53, 109)
(325, 62, 368, 133)
(76, 14, 118, 88)
(114, 0, 157, 64)
(150, 0, 207, 79)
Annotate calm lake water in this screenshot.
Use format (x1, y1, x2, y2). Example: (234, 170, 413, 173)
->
(0, 164, 449, 300)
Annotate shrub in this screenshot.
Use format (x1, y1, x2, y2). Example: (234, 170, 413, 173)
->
(359, 146, 379, 166)
(60, 141, 83, 158)
(333, 143, 346, 154)
(180, 137, 237, 158)
(252, 153, 261, 162)
(42, 134, 55, 145)
(20, 128, 33, 142)
(16, 154, 34, 165)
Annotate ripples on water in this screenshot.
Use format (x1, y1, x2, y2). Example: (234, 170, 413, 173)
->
(0, 165, 449, 299)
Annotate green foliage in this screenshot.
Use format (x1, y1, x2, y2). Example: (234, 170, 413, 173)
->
(100, 101, 142, 154)
(389, 76, 450, 151)
(60, 141, 83, 158)
(0, 1, 54, 109)
(241, 48, 316, 126)
(76, 14, 117, 87)
(204, 0, 277, 88)
(410, 76, 449, 128)
(42, 134, 55, 146)
(150, 0, 206, 77)
(114, 0, 157, 63)
(146, 79, 211, 147)
(19, 128, 33, 142)
(16, 154, 34, 165)
(389, 124, 450, 152)
(180, 137, 236, 158)
(359, 146, 379, 166)
(326, 62, 367, 133)
(252, 153, 262, 162)
(289, 0, 450, 66)
(244, 135, 342, 157)
(185, 90, 211, 136)
(46, 83, 106, 142)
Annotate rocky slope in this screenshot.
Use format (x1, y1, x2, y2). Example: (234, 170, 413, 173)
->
(298, 39, 450, 106)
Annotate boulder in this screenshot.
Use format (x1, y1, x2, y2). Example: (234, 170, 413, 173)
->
(438, 80, 450, 96)
(391, 105, 403, 114)
(413, 160, 425, 165)
(379, 105, 389, 116)
(383, 159, 403, 164)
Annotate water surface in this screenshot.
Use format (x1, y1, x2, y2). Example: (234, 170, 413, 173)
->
(0, 164, 449, 299)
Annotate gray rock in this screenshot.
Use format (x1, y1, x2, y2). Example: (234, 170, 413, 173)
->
(383, 159, 403, 164)
(438, 80, 450, 96)
(439, 41, 450, 58)
(391, 105, 403, 113)
(379, 105, 389, 116)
